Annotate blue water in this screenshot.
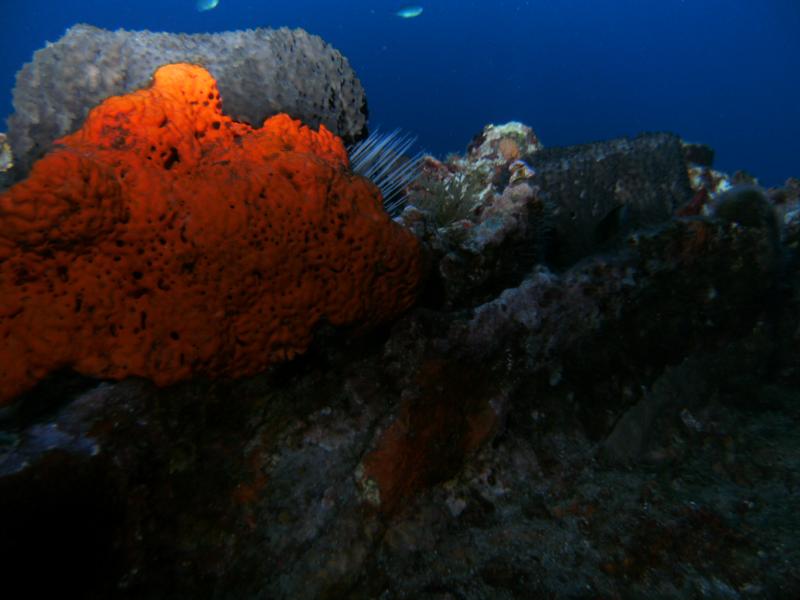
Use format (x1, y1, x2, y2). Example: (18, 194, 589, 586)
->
(1, 1, 798, 186)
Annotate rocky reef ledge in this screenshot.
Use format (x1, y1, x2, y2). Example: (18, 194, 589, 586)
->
(1, 122, 799, 599)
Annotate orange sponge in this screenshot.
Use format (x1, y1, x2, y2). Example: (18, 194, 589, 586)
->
(0, 63, 421, 405)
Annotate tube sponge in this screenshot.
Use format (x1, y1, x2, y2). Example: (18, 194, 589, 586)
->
(0, 63, 421, 405)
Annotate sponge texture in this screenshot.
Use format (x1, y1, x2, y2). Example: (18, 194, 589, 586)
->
(7, 24, 369, 178)
(0, 63, 420, 405)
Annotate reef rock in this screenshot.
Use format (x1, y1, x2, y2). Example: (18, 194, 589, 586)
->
(2, 117, 799, 599)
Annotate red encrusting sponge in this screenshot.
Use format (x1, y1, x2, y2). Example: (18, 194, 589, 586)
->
(0, 63, 421, 405)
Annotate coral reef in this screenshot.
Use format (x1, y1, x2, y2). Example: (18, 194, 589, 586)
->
(403, 124, 694, 307)
(7, 24, 368, 179)
(408, 165, 488, 226)
(0, 63, 420, 406)
(404, 122, 543, 229)
(2, 116, 799, 598)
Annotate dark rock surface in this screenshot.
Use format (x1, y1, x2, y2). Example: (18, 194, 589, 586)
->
(527, 132, 694, 268)
(2, 125, 799, 599)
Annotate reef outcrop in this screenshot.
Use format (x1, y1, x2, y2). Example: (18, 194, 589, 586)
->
(2, 118, 798, 599)
(6, 24, 369, 179)
(0, 63, 420, 406)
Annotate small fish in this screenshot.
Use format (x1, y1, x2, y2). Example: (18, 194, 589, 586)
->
(196, 0, 219, 12)
(396, 5, 423, 18)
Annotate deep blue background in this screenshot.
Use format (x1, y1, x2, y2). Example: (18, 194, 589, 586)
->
(1, 1, 798, 185)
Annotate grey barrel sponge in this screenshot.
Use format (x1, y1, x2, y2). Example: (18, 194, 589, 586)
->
(7, 24, 369, 178)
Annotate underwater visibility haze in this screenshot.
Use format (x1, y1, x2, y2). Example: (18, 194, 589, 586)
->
(1, 0, 798, 185)
(3, 2, 800, 599)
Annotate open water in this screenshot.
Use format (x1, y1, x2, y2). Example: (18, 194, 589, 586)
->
(1, 0, 798, 184)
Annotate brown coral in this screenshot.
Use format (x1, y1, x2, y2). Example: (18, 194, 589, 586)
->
(0, 63, 421, 405)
